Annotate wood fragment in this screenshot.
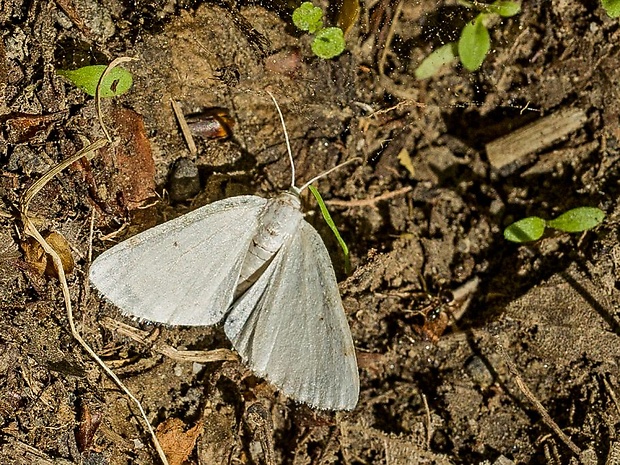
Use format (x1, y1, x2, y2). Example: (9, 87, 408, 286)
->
(606, 441, 620, 465)
(171, 100, 197, 156)
(245, 403, 276, 465)
(485, 108, 587, 170)
(54, 0, 91, 37)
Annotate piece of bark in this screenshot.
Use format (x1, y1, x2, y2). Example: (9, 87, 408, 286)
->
(485, 108, 587, 170)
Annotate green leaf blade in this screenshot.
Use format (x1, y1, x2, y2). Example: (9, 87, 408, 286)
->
(308, 185, 351, 275)
(57, 65, 133, 97)
(602, 0, 620, 17)
(504, 217, 547, 243)
(488, 1, 521, 17)
(311, 27, 346, 59)
(458, 15, 490, 71)
(415, 43, 457, 80)
(293, 2, 324, 33)
(546, 207, 605, 233)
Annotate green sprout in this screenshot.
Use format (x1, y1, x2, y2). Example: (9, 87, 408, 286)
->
(503, 207, 605, 243)
(312, 28, 346, 60)
(57, 65, 133, 97)
(458, 13, 491, 71)
(415, 0, 521, 78)
(292, 2, 346, 59)
(414, 43, 458, 80)
(601, 0, 620, 17)
(292, 2, 323, 33)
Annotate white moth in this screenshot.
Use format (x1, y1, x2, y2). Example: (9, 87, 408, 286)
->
(89, 96, 360, 410)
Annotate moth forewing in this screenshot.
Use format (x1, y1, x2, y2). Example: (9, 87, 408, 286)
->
(89, 196, 267, 326)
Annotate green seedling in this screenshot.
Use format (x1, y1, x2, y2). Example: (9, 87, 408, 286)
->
(503, 207, 605, 243)
(415, 43, 459, 80)
(58, 65, 133, 97)
(458, 13, 491, 71)
(293, 2, 324, 33)
(602, 0, 620, 17)
(415, 0, 521, 78)
(312, 28, 346, 59)
(293, 2, 346, 59)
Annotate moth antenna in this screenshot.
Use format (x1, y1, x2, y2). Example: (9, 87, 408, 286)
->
(298, 157, 361, 193)
(266, 91, 296, 189)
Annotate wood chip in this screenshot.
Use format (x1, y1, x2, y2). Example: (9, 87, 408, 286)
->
(485, 108, 587, 170)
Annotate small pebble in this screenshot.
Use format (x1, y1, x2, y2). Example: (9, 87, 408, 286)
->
(169, 158, 201, 201)
(465, 355, 494, 388)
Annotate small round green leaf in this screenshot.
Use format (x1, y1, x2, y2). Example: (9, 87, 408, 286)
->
(311, 27, 346, 59)
(602, 0, 620, 17)
(504, 216, 547, 243)
(57, 65, 133, 97)
(415, 43, 458, 80)
(546, 207, 605, 233)
(293, 2, 324, 33)
(488, 1, 521, 17)
(458, 15, 490, 71)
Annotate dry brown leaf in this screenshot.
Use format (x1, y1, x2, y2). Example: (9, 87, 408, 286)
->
(186, 108, 234, 140)
(22, 231, 75, 277)
(156, 418, 203, 465)
(1, 112, 64, 144)
(337, 0, 360, 36)
(97, 107, 156, 211)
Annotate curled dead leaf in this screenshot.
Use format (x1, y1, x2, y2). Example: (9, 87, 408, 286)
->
(23, 231, 75, 278)
(337, 0, 360, 36)
(75, 401, 102, 453)
(89, 107, 156, 213)
(156, 418, 203, 465)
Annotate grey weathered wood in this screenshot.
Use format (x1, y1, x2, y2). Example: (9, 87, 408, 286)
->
(486, 108, 587, 170)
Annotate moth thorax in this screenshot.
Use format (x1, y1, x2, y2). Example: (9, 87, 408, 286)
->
(254, 192, 303, 255)
(235, 192, 304, 293)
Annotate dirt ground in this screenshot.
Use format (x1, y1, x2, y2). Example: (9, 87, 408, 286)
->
(2, 0, 620, 464)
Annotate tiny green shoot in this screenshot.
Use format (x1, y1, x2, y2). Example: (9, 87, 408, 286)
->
(292, 2, 346, 59)
(546, 207, 606, 233)
(504, 207, 605, 243)
(458, 14, 491, 72)
(57, 65, 133, 97)
(292, 2, 324, 33)
(416, 0, 521, 77)
(503, 216, 546, 242)
(312, 28, 346, 60)
(486, 0, 522, 16)
(601, 0, 620, 17)
(308, 185, 351, 275)
(414, 43, 457, 80)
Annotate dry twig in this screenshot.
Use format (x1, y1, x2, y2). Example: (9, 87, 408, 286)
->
(100, 317, 239, 363)
(325, 186, 412, 208)
(495, 339, 581, 457)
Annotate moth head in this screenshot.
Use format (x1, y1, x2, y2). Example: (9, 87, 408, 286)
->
(280, 189, 302, 210)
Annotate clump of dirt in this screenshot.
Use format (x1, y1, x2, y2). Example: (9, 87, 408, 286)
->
(2, 0, 620, 464)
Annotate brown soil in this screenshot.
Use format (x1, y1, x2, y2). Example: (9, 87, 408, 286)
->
(2, 1, 620, 464)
